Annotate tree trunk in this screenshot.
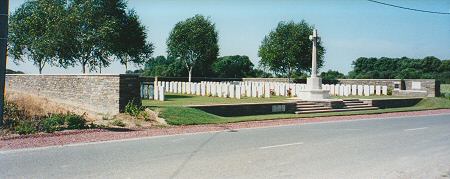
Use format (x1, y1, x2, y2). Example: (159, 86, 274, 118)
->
(188, 67, 192, 83)
(82, 62, 86, 74)
(38, 61, 43, 74)
(125, 62, 128, 72)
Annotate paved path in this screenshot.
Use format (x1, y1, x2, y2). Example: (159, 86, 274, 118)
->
(1, 114, 450, 178)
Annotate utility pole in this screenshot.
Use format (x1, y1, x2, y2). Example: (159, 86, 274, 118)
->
(0, 0, 9, 127)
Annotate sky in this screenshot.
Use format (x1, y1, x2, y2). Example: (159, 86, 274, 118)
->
(6, 0, 450, 75)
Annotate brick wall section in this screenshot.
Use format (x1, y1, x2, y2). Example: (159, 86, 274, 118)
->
(403, 79, 440, 97)
(5, 74, 140, 115)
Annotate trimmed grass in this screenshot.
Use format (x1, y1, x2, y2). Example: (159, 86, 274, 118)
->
(142, 94, 289, 107)
(157, 97, 450, 125)
(442, 84, 450, 94)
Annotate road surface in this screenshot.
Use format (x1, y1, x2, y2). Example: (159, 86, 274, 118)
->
(1, 114, 450, 178)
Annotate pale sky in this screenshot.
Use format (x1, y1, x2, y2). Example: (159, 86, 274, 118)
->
(6, 0, 450, 75)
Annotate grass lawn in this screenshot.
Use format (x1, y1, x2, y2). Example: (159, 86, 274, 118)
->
(142, 93, 289, 107)
(155, 97, 450, 125)
(442, 84, 450, 94)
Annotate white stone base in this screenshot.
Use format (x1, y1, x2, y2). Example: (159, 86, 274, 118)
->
(307, 77, 322, 90)
(297, 89, 330, 101)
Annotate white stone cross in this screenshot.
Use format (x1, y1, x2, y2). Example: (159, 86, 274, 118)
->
(309, 29, 320, 77)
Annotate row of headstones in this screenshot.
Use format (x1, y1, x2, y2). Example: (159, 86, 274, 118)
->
(142, 82, 391, 101)
(149, 81, 310, 99)
(322, 84, 388, 96)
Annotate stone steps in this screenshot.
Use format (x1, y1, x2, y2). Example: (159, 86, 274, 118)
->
(294, 99, 378, 114)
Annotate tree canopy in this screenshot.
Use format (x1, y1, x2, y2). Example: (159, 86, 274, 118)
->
(9, 0, 152, 74)
(258, 20, 325, 80)
(212, 55, 254, 78)
(348, 56, 450, 83)
(8, 0, 73, 74)
(167, 14, 219, 82)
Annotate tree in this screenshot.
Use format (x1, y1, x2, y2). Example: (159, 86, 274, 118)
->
(67, 0, 125, 73)
(320, 70, 345, 80)
(113, 10, 153, 71)
(258, 20, 325, 80)
(8, 0, 73, 74)
(212, 55, 254, 78)
(167, 15, 219, 82)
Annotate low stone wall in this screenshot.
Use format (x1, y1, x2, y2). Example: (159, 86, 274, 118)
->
(362, 98, 423, 109)
(242, 78, 289, 83)
(5, 74, 140, 115)
(189, 102, 297, 117)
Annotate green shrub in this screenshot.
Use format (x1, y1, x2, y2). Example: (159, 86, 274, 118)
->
(42, 115, 65, 133)
(387, 87, 393, 95)
(125, 100, 140, 116)
(15, 121, 37, 135)
(111, 119, 126, 127)
(65, 114, 86, 129)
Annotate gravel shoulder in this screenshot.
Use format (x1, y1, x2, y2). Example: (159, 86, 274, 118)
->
(1, 109, 450, 151)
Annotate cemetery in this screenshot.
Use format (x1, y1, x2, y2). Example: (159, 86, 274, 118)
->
(3, 28, 447, 128)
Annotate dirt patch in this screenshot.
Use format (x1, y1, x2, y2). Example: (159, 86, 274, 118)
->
(3, 91, 167, 133)
(6, 91, 101, 121)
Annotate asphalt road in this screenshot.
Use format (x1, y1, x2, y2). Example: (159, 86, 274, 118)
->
(1, 114, 450, 179)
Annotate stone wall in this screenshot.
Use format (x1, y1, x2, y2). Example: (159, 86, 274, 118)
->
(190, 102, 297, 117)
(5, 74, 140, 115)
(403, 79, 440, 97)
(242, 78, 289, 83)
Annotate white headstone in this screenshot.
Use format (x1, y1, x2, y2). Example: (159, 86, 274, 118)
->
(364, 85, 370, 96)
(154, 84, 159, 100)
(351, 85, 357, 96)
(246, 83, 252, 97)
(251, 82, 257, 97)
(375, 85, 381, 95)
(264, 83, 271, 98)
(236, 85, 241, 99)
(357, 85, 363, 96)
(257, 83, 263, 98)
(201, 83, 206, 96)
(196, 83, 201, 96)
(369, 85, 375, 95)
(229, 85, 235, 98)
(339, 85, 345, 96)
(159, 86, 165, 101)
(335, 84, 340, 96)
(382, 86, 388, 95)
(344, 85, 351, 96)
(329, 84, 335, 95)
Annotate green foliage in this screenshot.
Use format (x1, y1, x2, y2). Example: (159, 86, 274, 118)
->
(258, 20, 325, 79)
(320, 70, 345, 80)
(8, 0, 74, 74)
(15, 121, 37, 135)
(42, 115, 65, 133)
(110, 119, 126, 127)
(65, 114, 87, 129)
(348, 56, 450, 83)
(167, 14, 219, 81)
(212, 55, 254, 78)
(125, 100, 141, 116)
(112, 9, 153, 71)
